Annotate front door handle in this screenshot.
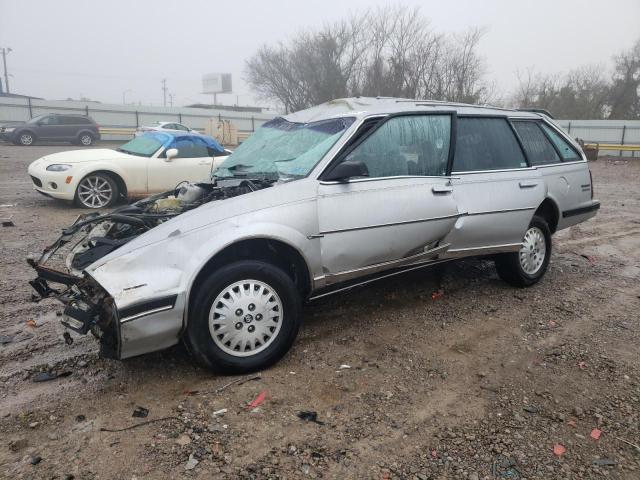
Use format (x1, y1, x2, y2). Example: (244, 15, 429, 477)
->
(519, 181, 538, 189)
(198, 160, 211, 165)
(432, 185, 453, 194)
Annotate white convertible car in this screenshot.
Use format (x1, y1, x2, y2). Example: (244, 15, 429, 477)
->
(27, 132, 231, 208)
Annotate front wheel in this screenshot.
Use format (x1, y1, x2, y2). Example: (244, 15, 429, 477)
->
(184, 260, 302, 374)
(495, 215, 552, 287)
(75, 173, 119, 209)
(17, 132, 36, 146)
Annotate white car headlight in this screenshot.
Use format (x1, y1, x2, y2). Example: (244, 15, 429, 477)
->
(46, 164, 73, 172)
(3, 127, 15, 133)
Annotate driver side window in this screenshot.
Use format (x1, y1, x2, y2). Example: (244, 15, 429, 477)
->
(172, 137, 210, 158)
(342, 115, 451, 178)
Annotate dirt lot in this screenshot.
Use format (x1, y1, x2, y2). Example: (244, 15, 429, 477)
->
(0, 143, 638, 480)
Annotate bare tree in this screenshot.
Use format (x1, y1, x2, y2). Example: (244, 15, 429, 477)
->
(245, 5, 489, 111)
(609, 38, 640, 119)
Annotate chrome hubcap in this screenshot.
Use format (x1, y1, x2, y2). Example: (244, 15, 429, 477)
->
(81, 135, 91, 145)
(209, 279, 283, 357)
(21, 134, 33, 145)
(519, 226, 546, 274)
(78, 176, 112, 208)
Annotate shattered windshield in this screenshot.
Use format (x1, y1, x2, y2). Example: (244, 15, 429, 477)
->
(215, 116, 355, 180)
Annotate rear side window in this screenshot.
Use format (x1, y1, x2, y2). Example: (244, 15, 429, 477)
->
(60, 116, 92, 125)
(540, 124, 581, 161)
(452, 118, 527, 172)
(512, 121, 560, 165)
(342, 114, 451, 178)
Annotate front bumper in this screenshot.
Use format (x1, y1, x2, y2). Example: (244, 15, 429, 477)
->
(0, 131, 16, 143)
(29, 263, 184, 359)
(27, 162, 77, 201)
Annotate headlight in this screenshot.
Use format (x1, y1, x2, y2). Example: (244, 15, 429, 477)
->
(46, 164, 72, 172)
(4, 127, 15, 133)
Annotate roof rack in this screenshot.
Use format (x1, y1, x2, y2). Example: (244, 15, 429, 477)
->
(516, 108, 554, 119)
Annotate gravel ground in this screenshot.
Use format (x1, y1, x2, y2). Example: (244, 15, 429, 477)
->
(0, 143, 638, 479)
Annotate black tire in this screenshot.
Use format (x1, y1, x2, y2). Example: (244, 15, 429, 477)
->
(77, 132, 94, 146)
(17, 131, 36, 146)
(74, 173, 119, 209)
(495, 215, 552, 287)
(184, 260, 302, 374)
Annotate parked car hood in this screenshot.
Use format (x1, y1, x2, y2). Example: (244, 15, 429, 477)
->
(35, 149, 133, 165)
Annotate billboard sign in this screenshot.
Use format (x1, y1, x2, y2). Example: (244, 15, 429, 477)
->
(203, 73, 232, 94)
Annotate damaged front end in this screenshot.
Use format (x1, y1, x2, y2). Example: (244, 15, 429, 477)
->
(28, 178, 273, 357)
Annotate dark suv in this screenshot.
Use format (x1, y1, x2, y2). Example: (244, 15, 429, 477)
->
(0, 114, 100, 146)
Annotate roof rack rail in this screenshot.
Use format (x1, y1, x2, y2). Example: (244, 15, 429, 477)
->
(517, 108, 554, 119)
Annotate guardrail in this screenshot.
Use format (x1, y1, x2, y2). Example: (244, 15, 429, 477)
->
(584, 143, 640, 152)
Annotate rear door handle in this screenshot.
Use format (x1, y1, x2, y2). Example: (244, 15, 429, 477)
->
(432, 186, 453, 194)
(519, 181, 538, 189)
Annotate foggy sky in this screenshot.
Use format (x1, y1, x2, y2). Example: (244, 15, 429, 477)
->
(1, 0, 638, 111)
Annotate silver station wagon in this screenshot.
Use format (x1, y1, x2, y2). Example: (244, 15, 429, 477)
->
(30, 97, 600, 373)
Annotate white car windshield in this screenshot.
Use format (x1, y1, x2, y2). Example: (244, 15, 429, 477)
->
(117, 133, 168, 157)
(215, 117, 355, 180)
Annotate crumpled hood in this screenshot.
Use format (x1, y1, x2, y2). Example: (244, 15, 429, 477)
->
(35, 149, 132, 165)
(86, 178, 318, 272)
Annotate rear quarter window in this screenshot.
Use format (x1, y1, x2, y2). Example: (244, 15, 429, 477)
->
(512, 121, 560, 165)
(540, 124, 581, 161)
(453, 117, 527, 172)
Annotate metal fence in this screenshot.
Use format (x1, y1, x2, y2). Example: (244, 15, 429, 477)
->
(1, 96, 639, 155)
(0, 96, 276, 141)
(555, 119, 640, 157)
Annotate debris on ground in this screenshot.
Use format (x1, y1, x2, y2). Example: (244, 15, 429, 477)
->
(297, 410, 325, 425)
(431, 290, 444, 300)
(184, 454, 199, 470)
(31, 371, 72, 383)
(590, 428, 602, 440)
(247, 390, 267, 410)
(132, 406, 149, 418)
(553, 444, 566, 456)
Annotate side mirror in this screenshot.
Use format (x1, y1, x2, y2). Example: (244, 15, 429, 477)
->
(165, 148, 178, 161)
(323, 160, 369, 182)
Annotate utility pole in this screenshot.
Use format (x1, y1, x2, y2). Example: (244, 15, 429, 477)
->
(168, 93, 174, 107)
(1, 47, 12, 94)
(161, 78, 167, 107)
(122, 89, 132, 104)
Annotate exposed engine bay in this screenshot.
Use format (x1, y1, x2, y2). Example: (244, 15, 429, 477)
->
(27, 178, 274, 355)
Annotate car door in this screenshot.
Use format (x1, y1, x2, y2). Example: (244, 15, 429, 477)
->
(37, 115, 64, 140)
(443, 116, 545, 256)
(146, 136, 214, 192)
(316, 113, 461, 286)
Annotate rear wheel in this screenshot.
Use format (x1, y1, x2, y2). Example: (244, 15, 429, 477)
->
(75, 173, 118, 209)
(184, 260, 302, 374)
(495, 215, 552, 287)
(78, 132, 94, 146)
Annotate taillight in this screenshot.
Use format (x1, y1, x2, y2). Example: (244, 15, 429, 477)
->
(589, 170, 594, 199)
